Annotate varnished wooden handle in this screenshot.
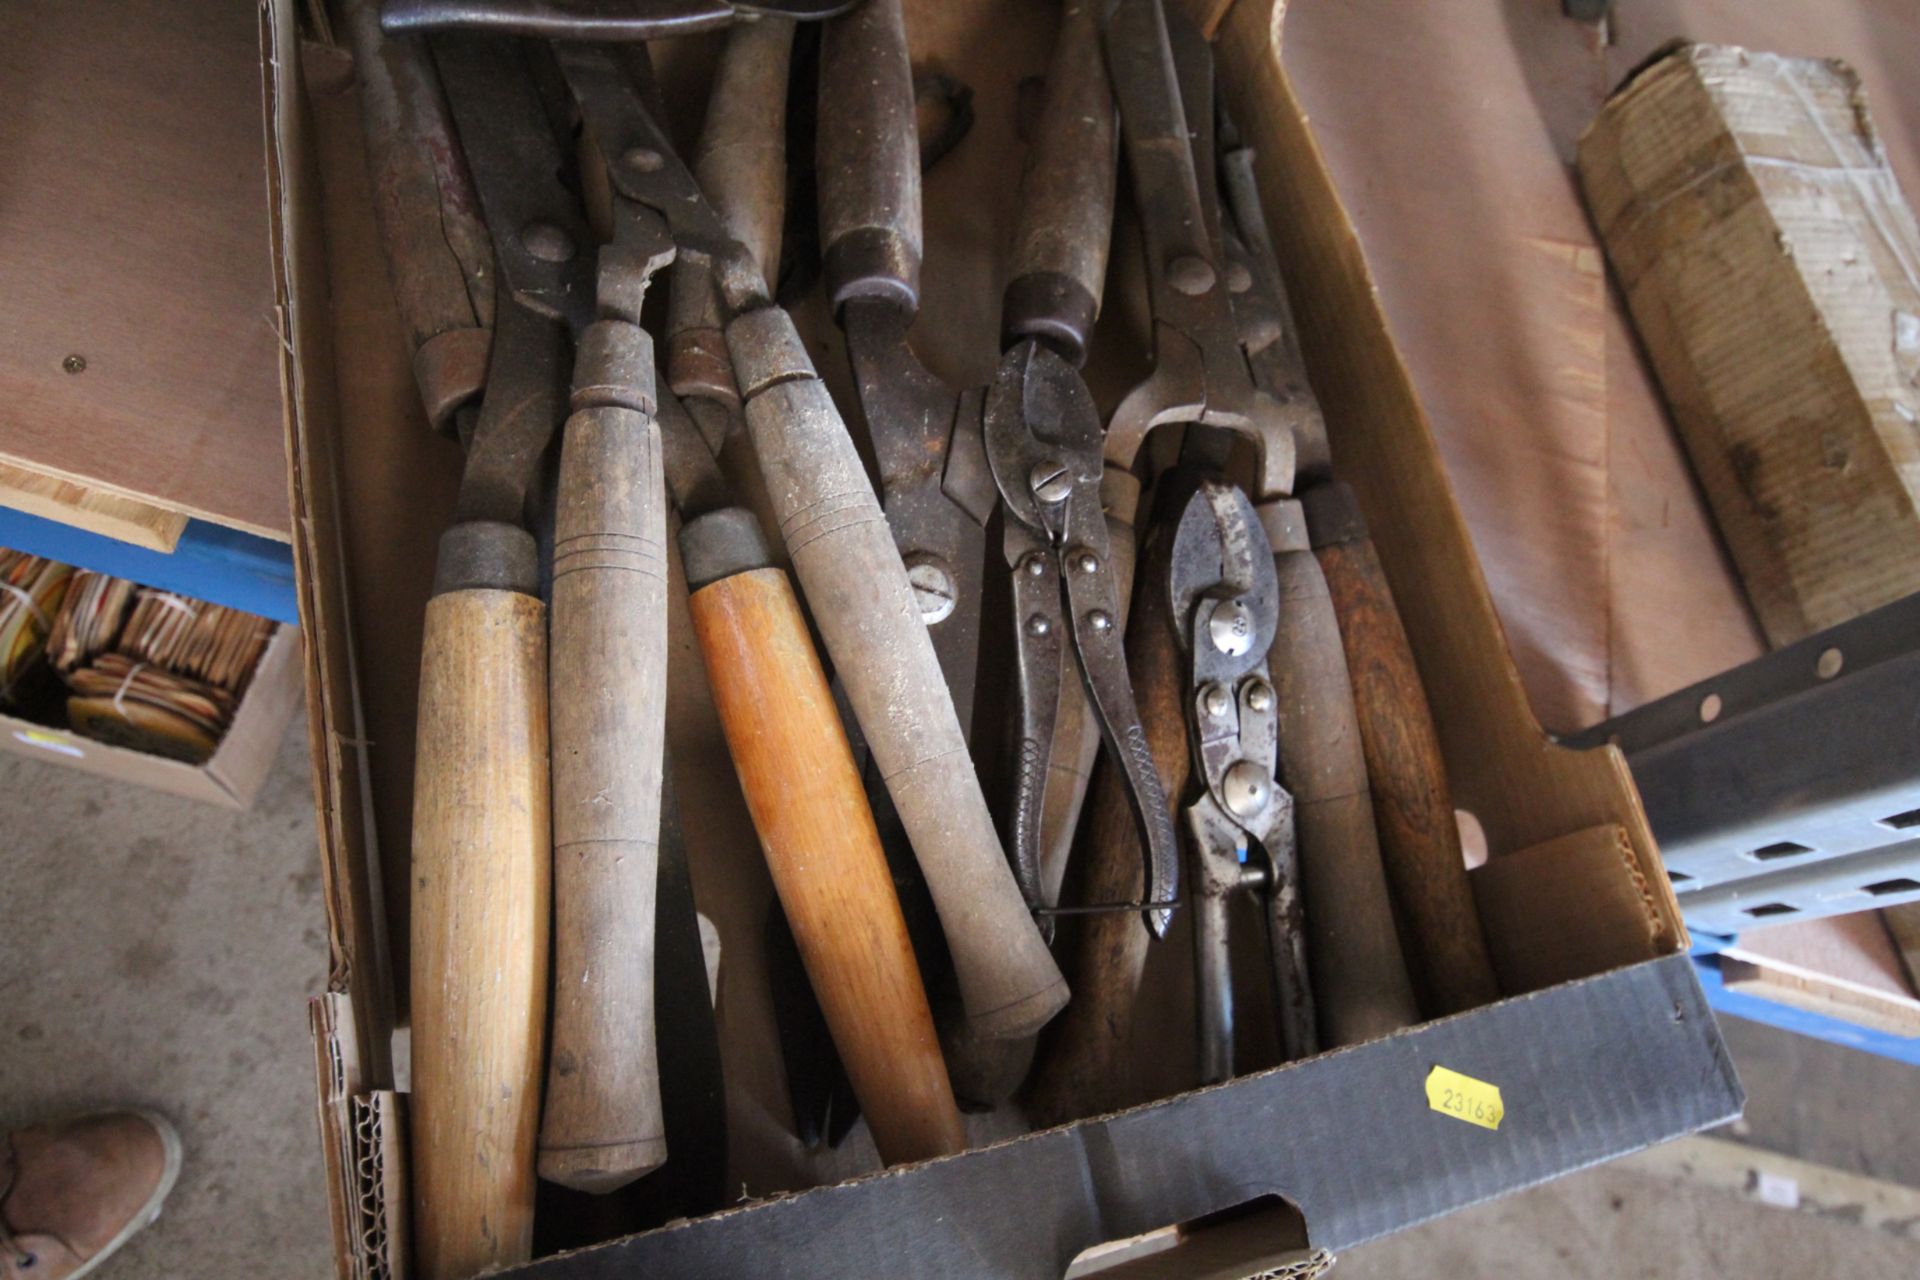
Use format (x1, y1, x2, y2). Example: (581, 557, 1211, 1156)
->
(1026, 517, 1184, 1128)
(539, 398, 670, 1192)
(691, 566, 966, 1164)
(410, 587, 550, 1280)
(1267, 528, 1419, 1046)
(731, 308, 1067, 1039)
(1311, 485, 1500, 1017)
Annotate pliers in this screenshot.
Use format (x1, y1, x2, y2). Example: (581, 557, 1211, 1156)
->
(1168, 480, 1313, 1082)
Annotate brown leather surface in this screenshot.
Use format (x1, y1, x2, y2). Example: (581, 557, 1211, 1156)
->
(1, 1113, 168, 1278)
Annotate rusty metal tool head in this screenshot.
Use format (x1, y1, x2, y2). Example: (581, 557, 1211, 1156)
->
(1099, 0, 1294, 502)
(1169, 480, 1313, 1082)
(383, 0, 853, 40)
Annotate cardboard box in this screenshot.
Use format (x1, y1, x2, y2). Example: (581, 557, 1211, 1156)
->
(0, 623, 303, 810)
(263, 0, 1743, 1274)
(1580, 43, 1920, 647)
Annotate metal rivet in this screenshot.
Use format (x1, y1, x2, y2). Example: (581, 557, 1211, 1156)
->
(1168, 255, 1216, 296)
(621, 146, 665, 174)
(1072, 550, 1099, 575)
(520, 220, 576, 263)
(1206, 599, 1255, 656)
(905, 556, 956, 625)
(1026, 614, 1052, 637)
(1699, 693, 1723, 723)
(1202, 683, 1232, 717)
(1222, 760, 1271, 820)
(1225, 260, 1254, 293)
(62, 354, 86, 375)
(1029, 461, 1072, 504)
(1088, 610, 1113, 633)
(1816, 647, 1844, 680)
(1244, 679, 1273, 712)
(1023, 555, 1048, 577)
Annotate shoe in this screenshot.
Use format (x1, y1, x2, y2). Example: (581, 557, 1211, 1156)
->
(0, 1111, 183, 1279)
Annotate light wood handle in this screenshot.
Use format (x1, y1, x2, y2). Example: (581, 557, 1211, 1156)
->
(1314, 507, 1501, 1017)
(1267, 534, 1419, 1046)
(732, 308, 1067, 1039)
(539, 401, 670, 1192)
(1026, 518, 1184, 1128)
(691, 566, 966, 1164)
(410, 587, 550, 1280)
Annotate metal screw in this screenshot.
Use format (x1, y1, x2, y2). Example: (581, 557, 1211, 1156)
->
(1244, 679, 1274, 712)
(1202, 683, 1232, 717)
(1222, 760, 1272, 820)
(1206, 599, 1255, 656)
(62, 354, 86, 375)
(1072, 549, 1099, 575)
(1225, 260, 1254, 293)
(521, 220, 576, 263)
(621, 146, 665, 174)
(1029, 461, 1072, 503)
(1168, 255, 1217, 296)
(1026, 614, 1052, 637)
(904, 556, 956, 624)
(1088, 610, 1113, 633)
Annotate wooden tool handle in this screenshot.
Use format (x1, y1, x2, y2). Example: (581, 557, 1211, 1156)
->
(410, 584, 550, 1280)
(1002, 0, 1118, 364)
(1307, 483, 1500, 1017)
(1026, 515, 1185, 1128)
(690, 561, 965, 1165)
(730, 308, 1067, 1039)
(816, 0, 922, 311)
(1263, 500, 1419, 1046)
(539, 391, 670, 1191)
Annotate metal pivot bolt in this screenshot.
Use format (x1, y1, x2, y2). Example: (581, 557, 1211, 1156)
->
(521, 220, 576, 263)
(904, 555, 957, 624)
(621, 146, 665, 175)
(1207, 599, 1256, 656)
(1168, 255, 1216, 296)
(1221, 760, 1272, 821)
(1029, 461, 1073, 504)
(1202, 682, 1232, 718)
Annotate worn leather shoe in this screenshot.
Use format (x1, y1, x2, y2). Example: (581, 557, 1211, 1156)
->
(0, 1111, 182, 1279)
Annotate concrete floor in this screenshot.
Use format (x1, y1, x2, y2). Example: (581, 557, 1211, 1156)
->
(2, 713, 1919, 1277)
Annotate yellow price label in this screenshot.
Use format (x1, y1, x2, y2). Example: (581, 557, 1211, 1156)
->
(1425, 1066, 1503, 1131)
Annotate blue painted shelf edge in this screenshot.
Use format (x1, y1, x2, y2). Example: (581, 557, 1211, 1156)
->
(0, 503, 298, 625)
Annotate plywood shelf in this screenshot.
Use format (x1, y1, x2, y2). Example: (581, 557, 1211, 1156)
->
(0, 0, 291, 548)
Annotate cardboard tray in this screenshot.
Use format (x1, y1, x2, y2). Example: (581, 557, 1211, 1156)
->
(0, 623, 303, 810)
(261, 0, 1743, 1272)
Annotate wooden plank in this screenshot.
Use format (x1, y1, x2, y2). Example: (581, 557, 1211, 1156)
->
(1721, 915, 1920, 1037)
(0, 458, 186, 551)
(0, 0, 290, 542)
(1579, 45, 1920, 648)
